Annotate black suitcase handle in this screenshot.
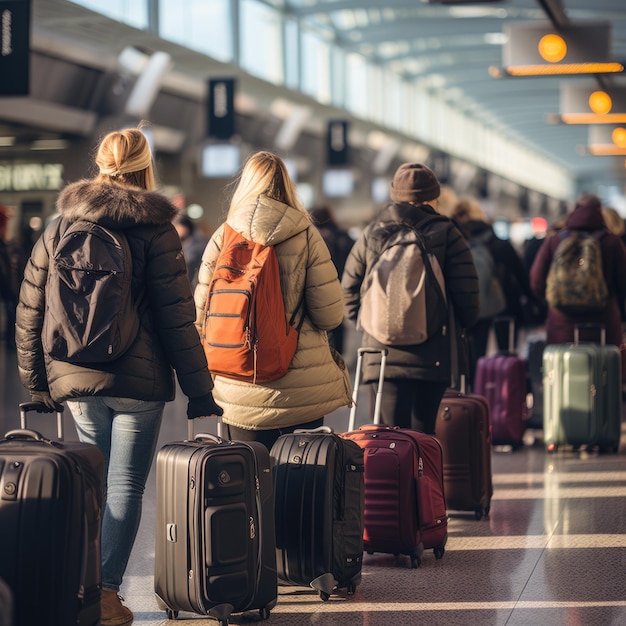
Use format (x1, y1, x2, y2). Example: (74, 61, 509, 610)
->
(2, 429, 60, 448)
(18, 401, 64, 441)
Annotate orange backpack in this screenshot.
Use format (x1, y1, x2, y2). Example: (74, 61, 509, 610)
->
(201, 224, 302, 383)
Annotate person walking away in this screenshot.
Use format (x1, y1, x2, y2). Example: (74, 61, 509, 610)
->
(173, 213, 210, 290)
(309, 204, 355, 355)
(15, 128, 223, 626)
(342, 163, 479, 435)
(530, 192, 626, 347)
(450, 197, 534, 381)
(194, 151, 352, 450)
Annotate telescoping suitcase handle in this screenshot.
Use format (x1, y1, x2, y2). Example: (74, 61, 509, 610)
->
(187, 414, 225, 442)
(348, 347, 387, 431)
(14, 401, 65, 441)
(574, 323, 606, 346)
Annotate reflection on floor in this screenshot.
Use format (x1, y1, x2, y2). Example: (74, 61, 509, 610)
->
(2, 341, 626, 626)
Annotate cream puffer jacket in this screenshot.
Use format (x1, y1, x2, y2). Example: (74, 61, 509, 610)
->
(194, 195, 352, 430)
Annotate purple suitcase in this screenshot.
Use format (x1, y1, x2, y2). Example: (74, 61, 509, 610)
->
(474, 318, 528, 447)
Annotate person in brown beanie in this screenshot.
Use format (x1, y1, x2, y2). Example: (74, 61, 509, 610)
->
(342, 162, 479, 433)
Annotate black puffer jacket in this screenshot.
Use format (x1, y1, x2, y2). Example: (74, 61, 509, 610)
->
(16, 180, 214, 404)
(342, 202, 479, 384)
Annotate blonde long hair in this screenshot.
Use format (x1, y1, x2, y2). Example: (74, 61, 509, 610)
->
(228, 151, 310, 220)
(94, 128, 156, 191)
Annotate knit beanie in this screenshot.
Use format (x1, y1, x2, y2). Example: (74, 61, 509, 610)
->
(390, 163, 440, 204)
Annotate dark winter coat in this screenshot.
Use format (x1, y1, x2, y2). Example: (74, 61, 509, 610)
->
(342, 202, 480, 384)
(530, 202, 626, 346)
(16, 179, 214, 404)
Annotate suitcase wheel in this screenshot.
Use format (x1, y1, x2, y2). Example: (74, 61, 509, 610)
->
(433, 544, 445, 560)
(259, 607, 271, 620)
(319, 591, 331, 602)
(547, 443, 557, 453)
(410, 555, 421, 569)
(166, 608, 178, 620)
(347, 583, 356, 596)
(474, 506, 484, 521)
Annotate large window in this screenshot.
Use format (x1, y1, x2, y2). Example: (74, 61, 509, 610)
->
(69, 0, 147, 29)
(160, 0, 233, 62)
(300, 30, 331, 104)
(240, 0, 284, 85)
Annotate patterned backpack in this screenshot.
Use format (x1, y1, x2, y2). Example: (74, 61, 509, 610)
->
(545, 230, 608, 314)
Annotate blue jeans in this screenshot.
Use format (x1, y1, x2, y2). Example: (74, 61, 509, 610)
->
(67, 396, 165, 592)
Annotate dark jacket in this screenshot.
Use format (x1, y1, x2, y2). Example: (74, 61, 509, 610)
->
(530, 202, 626, 346)
(342, 202, 479, 384)
(16, 179, 214, 403)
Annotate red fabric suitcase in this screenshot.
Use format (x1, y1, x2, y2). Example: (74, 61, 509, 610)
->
(436, 379, 493, 519)
(340, 348, 448, 568)
(474, 318, 528, 447)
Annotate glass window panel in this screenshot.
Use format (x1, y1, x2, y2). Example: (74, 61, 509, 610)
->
(301, 30, 330, 104)
(240, 0, 284, 85)
(345, 54, 368, 118)
(159, 0, 232, 62)
(69, 0, 147, 28)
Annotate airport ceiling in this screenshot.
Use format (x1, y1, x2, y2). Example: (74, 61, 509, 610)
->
(17, 0, 626, 195)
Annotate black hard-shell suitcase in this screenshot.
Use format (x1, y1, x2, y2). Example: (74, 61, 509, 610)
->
(0, 576, 13, 626)
(154, 420, 277, 624)
(270, 427, 364, 600)
(436, 377, 493, 520)
(0, 402, 104, 626)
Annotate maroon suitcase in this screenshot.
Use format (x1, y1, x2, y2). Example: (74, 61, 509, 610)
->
(474, 318, 528, 447)
(436, 379, 493, 520)
(340, 348, 448, 568)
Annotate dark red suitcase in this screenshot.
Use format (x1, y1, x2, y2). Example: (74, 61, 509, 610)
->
(154, 420, 277, 624)
(474, 317, 528, 447)
(436, 379, 493, 520)
(0, 402, 104, 626)
(341, 348, 448, 568)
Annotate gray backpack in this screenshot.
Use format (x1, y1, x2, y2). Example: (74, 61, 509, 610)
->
(469, 230, 506, 320)
(43, 219, 139, 363)
(358, 219, 447, 346)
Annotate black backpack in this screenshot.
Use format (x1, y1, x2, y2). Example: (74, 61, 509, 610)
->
(43, 220, 139, 363)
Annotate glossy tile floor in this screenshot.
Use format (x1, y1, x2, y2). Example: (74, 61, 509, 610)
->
(2, 329, 626, 626)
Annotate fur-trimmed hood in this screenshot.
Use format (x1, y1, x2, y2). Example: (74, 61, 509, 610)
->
(56, 179, 177, 230)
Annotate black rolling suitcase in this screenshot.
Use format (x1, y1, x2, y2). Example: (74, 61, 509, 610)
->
(270, 426, 364, 600)
(154, 419, 277, 625)
(0, 402, 104, 626)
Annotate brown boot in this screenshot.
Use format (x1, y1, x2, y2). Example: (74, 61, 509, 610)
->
(101, 589, 133, 626)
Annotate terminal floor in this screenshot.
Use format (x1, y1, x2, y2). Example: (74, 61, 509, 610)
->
(2, 340, 626, 626)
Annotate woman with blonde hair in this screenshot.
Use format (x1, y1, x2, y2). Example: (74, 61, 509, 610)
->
(195, 150, 352, 448)
(16, 127, 222, 625)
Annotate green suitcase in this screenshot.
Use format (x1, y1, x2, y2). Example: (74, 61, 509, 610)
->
(542, 327, 621, 452)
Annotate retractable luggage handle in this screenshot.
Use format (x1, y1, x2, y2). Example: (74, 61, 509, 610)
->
(574, 323, 606, 346)
(187, 414, 224, 442)
(493, 315, 516, 354)
(15, 401, 65, 441)
(348, 347, 388, 431)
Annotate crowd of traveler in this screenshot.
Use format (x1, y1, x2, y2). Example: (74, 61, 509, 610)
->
(8, 128, 626, 625)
